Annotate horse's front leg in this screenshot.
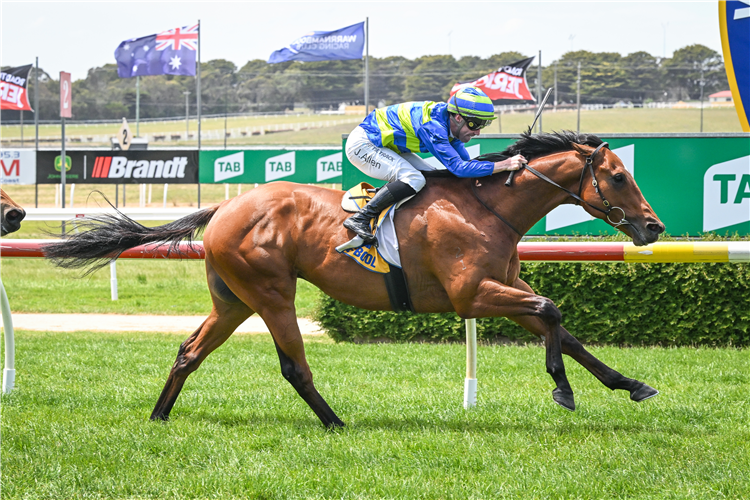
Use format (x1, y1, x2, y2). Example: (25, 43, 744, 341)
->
(449, 277, 575, 411)
(509, 278, 658, 404)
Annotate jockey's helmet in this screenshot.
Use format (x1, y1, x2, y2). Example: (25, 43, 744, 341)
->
(447, 87, 496, 130)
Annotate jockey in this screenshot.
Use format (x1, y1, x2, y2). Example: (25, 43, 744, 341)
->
(343, 86, 526, 245)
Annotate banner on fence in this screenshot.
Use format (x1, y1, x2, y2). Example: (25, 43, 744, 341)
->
(342, 134, 750, 236)
(199, 149, 342, 184)
(36, 150, 199, 184)
(0, 150, 36, 185)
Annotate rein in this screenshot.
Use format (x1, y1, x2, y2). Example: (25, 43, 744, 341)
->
(472, 142, 632, 235)
(470, 180, 523, 236)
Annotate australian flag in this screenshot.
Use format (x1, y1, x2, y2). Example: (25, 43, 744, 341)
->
(115, 24, 198, 78)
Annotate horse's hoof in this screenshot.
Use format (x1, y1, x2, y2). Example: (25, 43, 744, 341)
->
(325, 418, 346, 430)
(552, 388, 575, 411)
(630, 383, 659, 402)
(150, 413, 169, 422)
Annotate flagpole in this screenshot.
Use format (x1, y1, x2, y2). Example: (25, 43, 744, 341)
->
(35, 57, 39, 208)
(197, 19, 202, 208)
(136, 76, 140, 137)
(537, 50, 542, 133)
(364, 17, 369, 116)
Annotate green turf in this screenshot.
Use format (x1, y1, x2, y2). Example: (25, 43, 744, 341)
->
(2, 331, 748, 499)
(0, 257, 322, 318)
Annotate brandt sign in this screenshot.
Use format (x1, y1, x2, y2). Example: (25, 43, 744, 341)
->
(91, 156, 189, 179)
(36, 150, 199, 184)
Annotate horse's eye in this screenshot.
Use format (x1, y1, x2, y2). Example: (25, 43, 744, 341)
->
(613, 173, 625, 184)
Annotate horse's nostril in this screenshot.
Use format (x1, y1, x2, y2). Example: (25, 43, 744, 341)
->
(647, 222, 664, 234)
(6, 209, 25, 223)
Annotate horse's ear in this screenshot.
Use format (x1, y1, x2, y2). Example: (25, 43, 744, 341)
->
(571, 142, 593, 156)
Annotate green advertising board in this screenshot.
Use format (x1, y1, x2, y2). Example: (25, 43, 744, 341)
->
(341, 133, 750, 237)
(200, 148, 342, 184)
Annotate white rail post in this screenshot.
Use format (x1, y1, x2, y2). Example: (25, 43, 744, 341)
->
(1, 279, 16, 394)
(110, 261, 119, 301)
(464, 318, 477, 409)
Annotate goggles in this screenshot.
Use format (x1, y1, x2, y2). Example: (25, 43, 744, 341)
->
(461, 115, 492, 131)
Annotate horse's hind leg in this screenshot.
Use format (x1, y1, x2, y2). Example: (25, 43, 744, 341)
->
(213, 256, 344, 428)
(509, 278, 658, 403)
(265, 312, 345, 428)
(151, 290, 252, 421)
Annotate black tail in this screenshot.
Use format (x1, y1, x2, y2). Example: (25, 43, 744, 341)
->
(43, 202, 219, 276)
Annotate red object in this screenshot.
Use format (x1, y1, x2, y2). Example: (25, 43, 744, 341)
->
(2, 240, 630, 262)
(0, 240, 205, 259)
(59, 72, 72, 118)
(0, 64, 34, 111)
(517, 242, 625, 262)
(450, 57, 535, 102)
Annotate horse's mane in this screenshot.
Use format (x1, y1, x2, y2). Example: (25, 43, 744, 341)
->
(421, 130, 604, 179)
(475, 129, 604, 163)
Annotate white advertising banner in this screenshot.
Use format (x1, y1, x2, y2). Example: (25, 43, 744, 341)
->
(0, 149, 36, 185)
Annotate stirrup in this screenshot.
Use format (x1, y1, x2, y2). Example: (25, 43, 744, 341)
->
(336, 236, 368, 252)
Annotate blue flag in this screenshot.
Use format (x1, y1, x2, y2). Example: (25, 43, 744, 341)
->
(720, 1, 750, 132)
(114, 24, 199, 78)
(268, 22, 365, 64)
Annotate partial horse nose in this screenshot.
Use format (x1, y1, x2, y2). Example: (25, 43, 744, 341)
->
(647, 221, 665, 235)
(5, 208, 26, 232)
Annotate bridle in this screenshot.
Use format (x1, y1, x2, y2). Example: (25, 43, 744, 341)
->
(471, 142, 634, 237)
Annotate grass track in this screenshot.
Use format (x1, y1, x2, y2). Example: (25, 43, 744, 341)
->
(2, 331, 749, 499)
(0, 257, 322, 318)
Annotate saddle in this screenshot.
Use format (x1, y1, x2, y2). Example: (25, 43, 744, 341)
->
(335, 183, 413, 312)
(336, 183, 397, 272)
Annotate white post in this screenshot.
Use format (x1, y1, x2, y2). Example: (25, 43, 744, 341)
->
(464, 318, 477, 409)
(1, 280, 16, 394)
(163, 183, 169, 208)
(225, 183, 229, 200)
(148, 184, 152, 205)
(110, 261, 119, 301)
(69, 183, 75, 208)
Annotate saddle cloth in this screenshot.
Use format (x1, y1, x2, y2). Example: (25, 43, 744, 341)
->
(338, 183, 402, 273)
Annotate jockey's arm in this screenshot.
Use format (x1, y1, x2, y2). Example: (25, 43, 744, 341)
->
(418, 125, 495, 178)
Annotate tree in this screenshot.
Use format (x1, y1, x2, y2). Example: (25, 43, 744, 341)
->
(663, 44, 727, 100)
(546, 51, 628, 104)
(403, 55, 458, 102)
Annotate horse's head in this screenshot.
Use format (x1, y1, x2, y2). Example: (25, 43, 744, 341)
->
(1, 188, 26, 236)
(571, 143, 664, 246)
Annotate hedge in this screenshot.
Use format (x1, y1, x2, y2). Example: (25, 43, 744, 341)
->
(314, 238, 750, 347)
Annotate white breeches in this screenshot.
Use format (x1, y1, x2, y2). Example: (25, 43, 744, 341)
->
(345, 126, 434, 192)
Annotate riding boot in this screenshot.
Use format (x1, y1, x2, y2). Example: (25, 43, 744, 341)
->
(343, 180, 417, 245)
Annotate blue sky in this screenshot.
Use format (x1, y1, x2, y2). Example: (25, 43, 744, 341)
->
(1, 1, 725, 80)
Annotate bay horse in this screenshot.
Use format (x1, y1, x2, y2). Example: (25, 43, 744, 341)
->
(44, 131, 665, 428)
(1, 188, 26, 236)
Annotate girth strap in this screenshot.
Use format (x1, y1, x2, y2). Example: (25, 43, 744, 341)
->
(384, 267, 414, 312)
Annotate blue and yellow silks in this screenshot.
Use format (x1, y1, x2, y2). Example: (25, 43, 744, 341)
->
(358, 101, 494, 178)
